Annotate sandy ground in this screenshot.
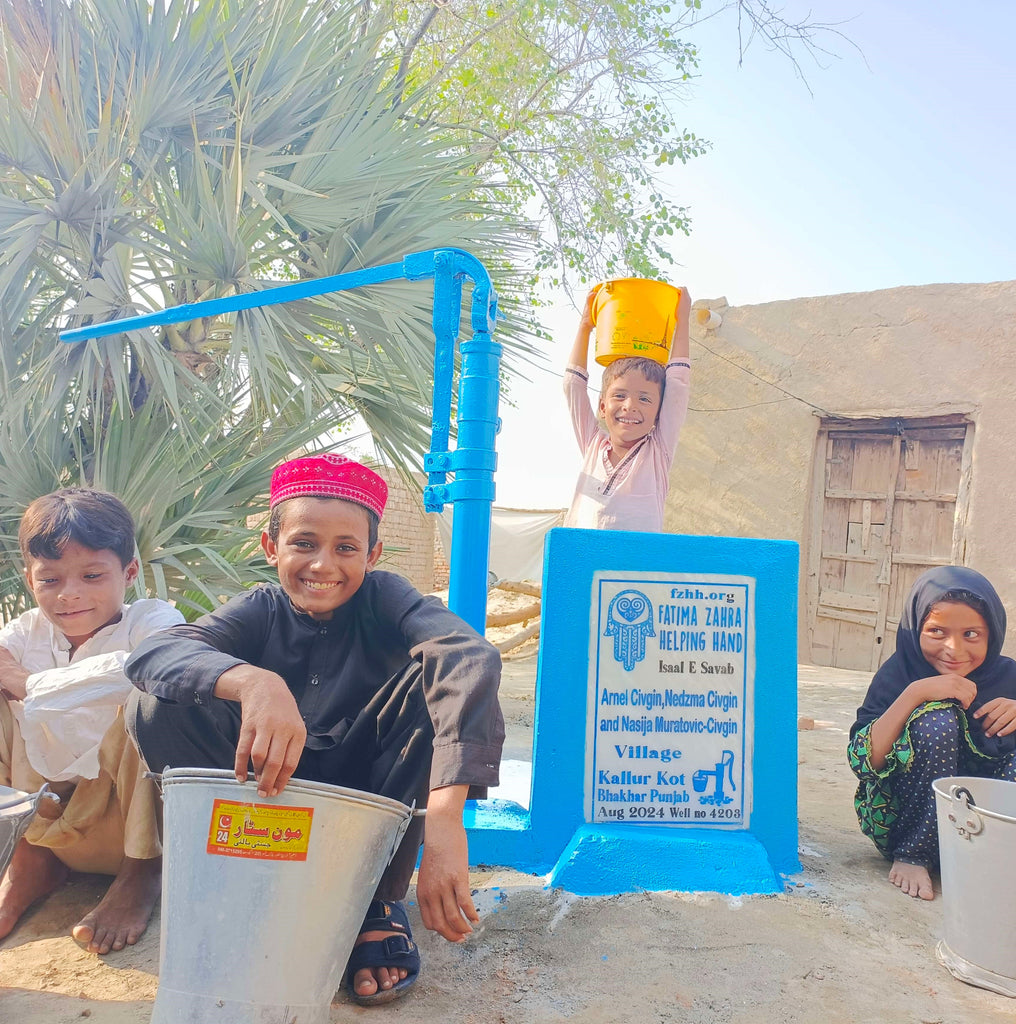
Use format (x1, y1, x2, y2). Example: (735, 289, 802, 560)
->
(3, 660, 1015, 1023)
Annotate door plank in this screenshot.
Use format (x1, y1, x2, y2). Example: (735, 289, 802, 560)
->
(816, 606, 879, 628)
(818, 589, 880, 613)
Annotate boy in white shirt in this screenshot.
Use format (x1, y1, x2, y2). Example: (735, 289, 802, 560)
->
(0, 488, 183, 953)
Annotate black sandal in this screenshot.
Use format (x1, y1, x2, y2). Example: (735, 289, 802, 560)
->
(345, 898, 421, 1006)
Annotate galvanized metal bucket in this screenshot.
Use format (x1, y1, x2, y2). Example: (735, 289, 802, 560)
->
(934, 776, 1016, 997)
(0, 784, 57, 877)
(152, 768, 416, 1024)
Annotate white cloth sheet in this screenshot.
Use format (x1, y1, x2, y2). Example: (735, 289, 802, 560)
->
(436, 507, 564, 584)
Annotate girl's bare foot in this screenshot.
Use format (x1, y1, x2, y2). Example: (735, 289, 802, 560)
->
(0, 839, 69, 940)
(72, 855, 161, 955)
(889, 860, 934, 900)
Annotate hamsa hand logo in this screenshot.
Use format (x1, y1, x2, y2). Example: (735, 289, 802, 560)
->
(603, 589, 655, 671)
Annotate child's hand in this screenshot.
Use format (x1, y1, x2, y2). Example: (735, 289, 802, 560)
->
(579, 288, 597, 331)
(671, 285, 691, 359)
(676, 285, 691, 320)
(913, 673, 977, 709)
(238, 675, 306, 797)
(567, 288, 600, 369)
(214, 664, 307, 797)
(416, 785, 477, 943)
(0, 647, 30, 701)
(974, 697, 1016, 738)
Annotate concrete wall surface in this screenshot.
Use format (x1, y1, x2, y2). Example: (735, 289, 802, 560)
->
(666, 280, 1016, 656)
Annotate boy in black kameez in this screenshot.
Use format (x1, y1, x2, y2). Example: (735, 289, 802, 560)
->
(124, 454, 504, 1004)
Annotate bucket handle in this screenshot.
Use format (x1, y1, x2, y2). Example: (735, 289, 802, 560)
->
(0, 783, 59, 815)
(144, 768, 171, 797)
(35, 784, 60, 814)
(947, 785, 983, 839)
(383, 802, 423, 865)
(0, 790, 34, 813)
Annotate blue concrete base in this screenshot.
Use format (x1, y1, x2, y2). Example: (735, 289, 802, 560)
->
(464, 802, 552, 874)
(464, 529, 800, 896)
(463, 798, 530, 832)
(548, 825, 781, 896)
(463, 810, 784, 894)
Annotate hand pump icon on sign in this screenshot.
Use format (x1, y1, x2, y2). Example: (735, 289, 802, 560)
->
(693, 750, 736, 807)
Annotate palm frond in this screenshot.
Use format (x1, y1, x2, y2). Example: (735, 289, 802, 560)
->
(0, 0, 539, 623)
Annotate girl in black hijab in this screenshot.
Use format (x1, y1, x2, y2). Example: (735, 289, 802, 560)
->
(848, 566, 1016, 901)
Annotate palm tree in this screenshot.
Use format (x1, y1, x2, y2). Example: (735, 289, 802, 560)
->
(0, 0, 536, 616)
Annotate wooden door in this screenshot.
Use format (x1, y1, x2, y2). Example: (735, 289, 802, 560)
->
(807, 420, 971, 671)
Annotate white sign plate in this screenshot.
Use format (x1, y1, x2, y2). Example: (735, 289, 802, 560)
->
(585, 572, 755, 827)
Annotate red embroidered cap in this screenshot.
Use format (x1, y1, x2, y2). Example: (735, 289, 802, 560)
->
(269, 454, 388, 519)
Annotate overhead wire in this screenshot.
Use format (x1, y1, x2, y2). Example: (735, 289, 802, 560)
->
(690, 333, 833, 416)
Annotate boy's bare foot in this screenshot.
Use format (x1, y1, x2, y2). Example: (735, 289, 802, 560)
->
(72, 855, 161, 955)
(0, 838, 69, 941)
(889, 860, 935, 900)
(352, 928, 410, 998)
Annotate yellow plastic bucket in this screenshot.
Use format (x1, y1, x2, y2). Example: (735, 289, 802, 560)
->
(591, 278, 683, 366)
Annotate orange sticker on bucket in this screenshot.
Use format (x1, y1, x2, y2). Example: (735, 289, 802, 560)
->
(206, 799, 314, 861)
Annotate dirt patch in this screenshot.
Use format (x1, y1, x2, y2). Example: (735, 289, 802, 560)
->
(2, 664, 1012, 1022)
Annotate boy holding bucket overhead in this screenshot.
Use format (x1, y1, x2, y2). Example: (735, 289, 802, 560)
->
(563, 281, 691, 532)
(124, 454, 504, 1006)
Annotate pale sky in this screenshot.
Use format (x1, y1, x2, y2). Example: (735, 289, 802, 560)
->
(492, 0, 1016, 508)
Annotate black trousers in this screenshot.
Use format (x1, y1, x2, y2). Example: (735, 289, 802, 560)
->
(126, 664, 433, 899)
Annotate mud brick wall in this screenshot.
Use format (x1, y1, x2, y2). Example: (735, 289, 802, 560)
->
(377, 468, 436, 593)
